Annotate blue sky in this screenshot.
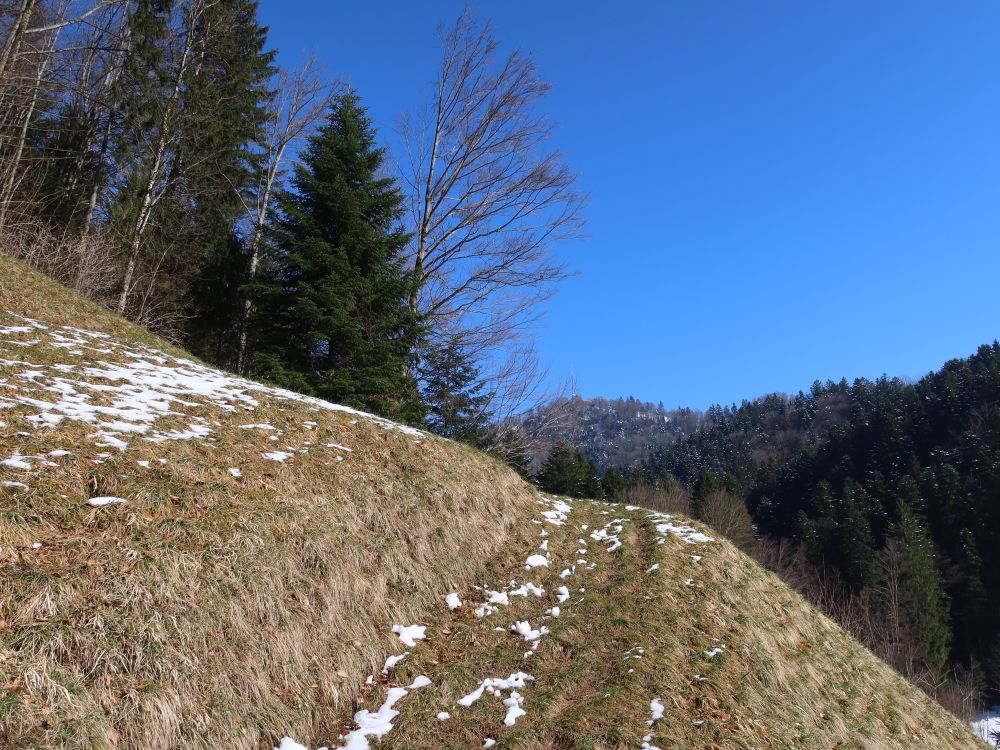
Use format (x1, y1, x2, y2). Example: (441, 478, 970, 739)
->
(257, 1, 1000, 410)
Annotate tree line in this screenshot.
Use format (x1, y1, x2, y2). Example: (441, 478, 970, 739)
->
(629, 346, 1000, 712)
(0, 0, 583, 456)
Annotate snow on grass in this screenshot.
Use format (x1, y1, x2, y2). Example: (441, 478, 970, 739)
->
(86, 496, 126, 507)
(648, 511, 714, 544)
(589, 518, 625, 552)
(524, 553, 548, 569)
(281, 674, 433, 750)
(704, 645, 726, 658)
(503, 692, 527, 726)
(392, 624, 426, 648)
(510, 620, 549, 650)
(227, 467, 242, 478)
(556, 586, 570, 603)
(509, 582, 543, 597)
(436, 711, 450, 720)
(445, 592, 462, 610)
(971, 706, 999, 744)
(382, 653, 408, 673)
(538, 496, 572, 526)
(648, 697, 665, 724)
(262, 451, 294, 463)
(457, 673, 534, 708)
(1, 452, 32, 469)
(0, 314, 427, 457)
(2, 480, 28, 489)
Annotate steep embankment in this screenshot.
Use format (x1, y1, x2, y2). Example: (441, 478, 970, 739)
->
(0, 256, 987, 749)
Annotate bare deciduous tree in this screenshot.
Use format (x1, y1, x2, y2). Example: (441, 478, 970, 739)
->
(401, 8, 584, 426)
(235, 56, 333, 374)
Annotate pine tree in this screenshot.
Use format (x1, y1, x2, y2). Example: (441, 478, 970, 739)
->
(692, 468, 723, 519)
(537, 443, 601, 498)
(891, 501, 952, 679)
(181, 0, 276, 364)
(420, 341, 491, 443)
(601, 466, 628, 502)
(537, 442, 579, 496)
(254, 90, 420, 420)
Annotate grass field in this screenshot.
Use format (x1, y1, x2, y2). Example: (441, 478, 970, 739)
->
(0, 255, 987, 749)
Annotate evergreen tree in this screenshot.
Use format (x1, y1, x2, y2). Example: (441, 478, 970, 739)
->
(692, 468, 723, 519)
(601, 466, 628, 502)
(537, 442, 578, 496)
(420, 340, 491, 443)
(892, 501, 952, 679)
(181, 0, 276, 364)
(254, 90, 420, 420)
(537, 443, 601, 498)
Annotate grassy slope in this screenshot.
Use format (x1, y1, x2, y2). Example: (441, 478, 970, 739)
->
(0, 255, 986, 750)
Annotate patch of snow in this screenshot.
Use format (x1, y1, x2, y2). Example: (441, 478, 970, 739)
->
(227, 467, 242, 478)
(971, 707, 1000, 744)
(503, 692, 526, 726)
(445, 592, 462, 610)
(524, 553, 548, 569)
(436, 712, 450, 720)
(392, 624, 426, 648)
(382, 653, 408, 673)
(87, 496, 126, 507)
(262, 451, 294, 462)
(648, 697, 664, 725)
(1, 453, 32, 470)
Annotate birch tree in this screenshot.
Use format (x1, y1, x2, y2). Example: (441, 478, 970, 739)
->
(235, 57, 331, 374)
(401, 8, 583, 430)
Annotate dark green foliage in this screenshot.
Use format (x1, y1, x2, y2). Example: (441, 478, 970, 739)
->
(691, 468, 723, 519)
(253, 91, 420, 421)
(420, 341, 491, 444)
(601, 466, 628, 502)
(644, 343, 1000, 687)
(537, 442, 602, 499)
(181, 0, 276, 362)
(891, 502, 953, 679)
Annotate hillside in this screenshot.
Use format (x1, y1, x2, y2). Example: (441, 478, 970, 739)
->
(0, 255, 987, 749)
(519, 396, 702, 473)
(641, 364, 1000, 694)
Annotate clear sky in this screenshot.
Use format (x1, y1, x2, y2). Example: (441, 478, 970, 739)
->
(257, 0, 1000, 410)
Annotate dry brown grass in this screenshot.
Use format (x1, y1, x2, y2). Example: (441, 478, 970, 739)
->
(0, 254, 988, 749)
(0, 255, 537, 748)
(370, 500, 986, 749)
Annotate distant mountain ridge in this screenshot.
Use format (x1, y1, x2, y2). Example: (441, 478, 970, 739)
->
(518, 395, 703, 471)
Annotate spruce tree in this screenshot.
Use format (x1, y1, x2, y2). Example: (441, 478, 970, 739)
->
(420, 340, 491, 443)
(537, 443, 601, 498)
(255, 90, 420, 420)
(892, 501, 953, 679)
(537, 443, 579, 496)
(182, 0, 276, 364)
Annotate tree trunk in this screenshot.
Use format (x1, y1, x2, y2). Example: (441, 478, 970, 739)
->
(115, 3, 198, 314)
